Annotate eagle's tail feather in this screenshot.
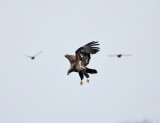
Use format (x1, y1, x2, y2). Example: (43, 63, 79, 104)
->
(86, 68, 97, 74)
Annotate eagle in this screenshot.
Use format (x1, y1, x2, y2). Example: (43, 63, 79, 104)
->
(65, 41, 100, 85)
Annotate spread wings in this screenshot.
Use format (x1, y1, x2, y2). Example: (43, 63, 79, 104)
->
(75, 41, 100, 66)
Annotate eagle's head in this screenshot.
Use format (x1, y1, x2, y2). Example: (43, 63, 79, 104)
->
(67, 68, 74, 75)
(67, 71, 70, 75)
(67, 69, 71, 75)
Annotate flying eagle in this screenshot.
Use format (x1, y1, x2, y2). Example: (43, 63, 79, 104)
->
(65, 41, 100, 85)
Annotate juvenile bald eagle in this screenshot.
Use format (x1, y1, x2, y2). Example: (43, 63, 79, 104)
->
(65, 41, 100, 85)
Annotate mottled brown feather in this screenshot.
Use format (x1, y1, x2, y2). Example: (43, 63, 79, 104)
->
(65, 54, 76, 65)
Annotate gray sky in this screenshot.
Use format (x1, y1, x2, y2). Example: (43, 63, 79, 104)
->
(0, 0, 160, 123)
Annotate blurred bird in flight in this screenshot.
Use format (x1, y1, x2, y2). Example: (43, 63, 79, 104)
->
(24, 51, 43, 60)
(108, 54, 132, 58)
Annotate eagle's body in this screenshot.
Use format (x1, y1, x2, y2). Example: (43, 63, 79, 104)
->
(65, 41, 100, 85)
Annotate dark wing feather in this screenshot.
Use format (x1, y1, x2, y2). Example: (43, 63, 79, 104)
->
(80, 41, 100, 54)
(75, 41, 100, 66)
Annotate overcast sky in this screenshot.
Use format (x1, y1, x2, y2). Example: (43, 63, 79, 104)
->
(0, 0, 160, 123)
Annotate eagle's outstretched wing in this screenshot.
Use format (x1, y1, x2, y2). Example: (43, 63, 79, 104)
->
(76, 41, 100, 55)
(34, 50, 43, 57)
(65, 55, 76, 65)
(75, 41, 100, 66)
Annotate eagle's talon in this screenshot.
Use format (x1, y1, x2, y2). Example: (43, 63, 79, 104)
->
(86, 78, 89, 83)
(80, 81, 83, 85)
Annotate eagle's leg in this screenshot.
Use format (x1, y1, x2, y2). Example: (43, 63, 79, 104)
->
(82, 70, 90, 83)
(79, 71, 84, 85)
(80, 80, 83, 85)
(86, 78, 89, 82)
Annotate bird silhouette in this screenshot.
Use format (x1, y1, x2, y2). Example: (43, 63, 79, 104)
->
(108, 54, 132, 58)
(24, 51, 43, 60)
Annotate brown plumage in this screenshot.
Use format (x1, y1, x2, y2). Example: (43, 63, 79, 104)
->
(65, 41, 100, 85)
